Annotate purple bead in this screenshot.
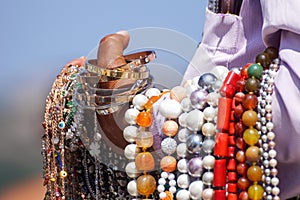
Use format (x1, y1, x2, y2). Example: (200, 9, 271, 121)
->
(198, 73, 217, 91)
(186, 134, 202, 154)
(188, 157, 203, 177)
(190, 89, 208, 109)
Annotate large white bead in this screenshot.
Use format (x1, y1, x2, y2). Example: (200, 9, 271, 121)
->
(181, 97, 193, 112)
(127, 180, 138, 196)
(177, 159, 188, 173)
(169, 186, 177, 194)
(124, 144, 139, 160)
(184, 80, 199, 97)
(189, 180, 203, 199)
(177, 174, 190, 189)
(186, 109, 204, 131)
(123, 125, 138, 143)
(272, 186, 280, 195)
(124, 108, 139, 124)
(269, 149, 277, 158)
(202, 171, 214, 185)
(176, 189, 190, 200)
(132, 94, 148, 110)
(169, 179, 177, 187)
(158, 177, 166, 185)
(125, 162, 140, 178)
(269, 158, 278, 167)
(145, 87, 161, 98)
(202, 155, 215, 169)
(202, 122, 215, 137)
(271, 177, 279, 186)
(159, 99, 182, 119)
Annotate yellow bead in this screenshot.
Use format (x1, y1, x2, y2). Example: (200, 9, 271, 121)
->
(242, 110, 258, 127)
(59, 170, 68, 178)
(50, 177, 56, 182)
(136, 111, 152, 127)
(135, 131, 154, 148)
(144, 95, 161, 111)
(162, 120, 178, 137)
(247, 165, 263, 182)
(248, 184, 264, 200)
(243, 128, 259, 146)
(137, 174, 156, 196)
(135, 152, 155, 171)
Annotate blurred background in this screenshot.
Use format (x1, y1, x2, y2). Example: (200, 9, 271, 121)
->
(0, 0, 206, 198)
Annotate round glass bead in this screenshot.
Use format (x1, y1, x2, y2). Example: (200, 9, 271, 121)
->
(178, 128, 191, 142)
(247, 63, 264, 79)
(236, 150, 246, 163)
(242, 93, 258, 110)
(245, 146, 260, 162)
(186, 134, 202, 154)
(237, 177, 250, 190)
(160, 156, 177, 172)
(202, 171, 214, 185)
(136, 174, 156, 196)
(162, 120, 178, 137)
(247, 165, 263, 182)
(245, 77, 260, 93)
(176, 143, 187, 158)
(135, 152, 155, 171)
(239, 191, 249, 200)
(243, 128, 259, 146)
(237, 163, 248, 175)
(178, 112, 188, 127)
(136, 111, 152, 127)
(264, 47, 278, 61)
(135, 131, 154, 148)
(59, 170, 67, 178)
(198, 72, 217, 91)
(242, 110, 258, 127)
(248, 184, 264, 200)
(187, 157, 203, 177)
(190, 89, 208, 109)
(255, 52, 271, 69)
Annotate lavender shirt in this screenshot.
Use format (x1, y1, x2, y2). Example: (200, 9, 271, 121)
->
(182, 0, 300, 198)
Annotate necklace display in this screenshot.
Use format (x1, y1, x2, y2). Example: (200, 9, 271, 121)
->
(42, 48, 280, 200)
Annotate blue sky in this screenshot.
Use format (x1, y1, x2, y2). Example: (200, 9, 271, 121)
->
(0, 0, 207, 189)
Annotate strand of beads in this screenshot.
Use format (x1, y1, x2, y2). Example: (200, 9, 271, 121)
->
(42, 63, 81, 200)
(157, 91, 183, 199)
(256, 48, 280, 200)
(124, 88, 162, 199)
(175, 86, 193, 200)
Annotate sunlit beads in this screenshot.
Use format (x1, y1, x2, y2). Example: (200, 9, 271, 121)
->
(242, 63, 264, 200)
(124, 89, 163, 198)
